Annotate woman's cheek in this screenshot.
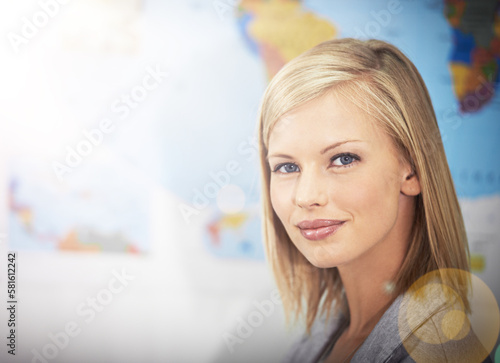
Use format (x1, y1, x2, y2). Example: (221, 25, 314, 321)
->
(341, 175, 393, 222)
(270, 179, 289, 222)
(360, 175, 400, 235)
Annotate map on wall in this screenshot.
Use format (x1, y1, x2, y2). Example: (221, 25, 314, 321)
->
(7, 0, 499, 266)
(9, 153, 151, 253)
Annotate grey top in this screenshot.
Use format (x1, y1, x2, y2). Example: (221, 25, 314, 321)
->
(282, 291, 494, 363)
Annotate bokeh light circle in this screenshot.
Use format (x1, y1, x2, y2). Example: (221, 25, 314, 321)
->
(398, 269, 499, 363)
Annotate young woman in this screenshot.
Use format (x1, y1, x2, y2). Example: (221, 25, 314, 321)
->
(257, 38, 495, 362)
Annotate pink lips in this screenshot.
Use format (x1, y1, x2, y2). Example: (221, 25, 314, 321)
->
(297, 219, 345, 241)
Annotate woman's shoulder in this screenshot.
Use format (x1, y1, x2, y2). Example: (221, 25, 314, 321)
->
(396, 287, 493, 363)
(353, 285, 494, 363)
(282, 284, 494, 363)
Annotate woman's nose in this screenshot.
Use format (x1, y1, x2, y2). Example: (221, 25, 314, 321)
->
(294, 169, 328, 209)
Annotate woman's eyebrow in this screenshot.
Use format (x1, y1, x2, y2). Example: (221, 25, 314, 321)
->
(267, 140, 363, 161)
(266, 153, 293, 161)
(320, 139, 363, 154)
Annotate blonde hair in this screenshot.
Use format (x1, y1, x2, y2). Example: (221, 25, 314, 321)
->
(257, 38, 470, 332)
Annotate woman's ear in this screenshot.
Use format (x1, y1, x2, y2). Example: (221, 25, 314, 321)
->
(401, 168, 421, 196)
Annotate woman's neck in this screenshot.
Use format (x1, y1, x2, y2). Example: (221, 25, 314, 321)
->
(338, 193, 415, 337)
(337, 228, 409, 337)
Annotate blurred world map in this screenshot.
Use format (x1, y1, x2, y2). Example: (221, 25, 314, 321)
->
(6, 0, 500, 278)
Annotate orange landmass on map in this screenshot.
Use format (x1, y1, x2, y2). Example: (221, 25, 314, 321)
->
(238, 0, 337, 79)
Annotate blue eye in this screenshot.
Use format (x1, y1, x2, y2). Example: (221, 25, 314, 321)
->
(332, 153, 359, 167)
(273, 163, 299, 173)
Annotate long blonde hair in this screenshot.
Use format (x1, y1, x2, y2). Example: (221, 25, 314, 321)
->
(257, 38, 470, 332)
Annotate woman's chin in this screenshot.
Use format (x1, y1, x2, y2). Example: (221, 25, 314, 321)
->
(305, 254, 341, 269)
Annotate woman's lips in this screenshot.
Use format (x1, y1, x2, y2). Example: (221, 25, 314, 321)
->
(297, 219, 345, 241)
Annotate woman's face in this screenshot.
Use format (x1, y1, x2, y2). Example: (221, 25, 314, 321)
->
(267, 90, 417, 269)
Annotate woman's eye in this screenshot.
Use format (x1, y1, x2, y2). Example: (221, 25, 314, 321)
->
(274, 163, 299, 173)
(332, 153, 359, 167)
